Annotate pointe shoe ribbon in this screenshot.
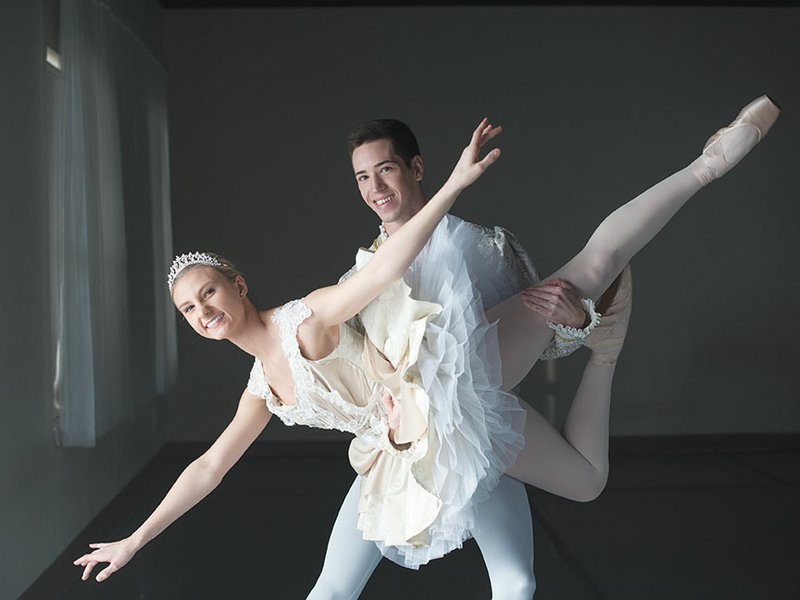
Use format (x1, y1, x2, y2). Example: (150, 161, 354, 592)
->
(692, 95, 781, 186)
(585, 264, 633, 365)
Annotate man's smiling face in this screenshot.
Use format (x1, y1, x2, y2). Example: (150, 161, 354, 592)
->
(351, 138, 425, 232)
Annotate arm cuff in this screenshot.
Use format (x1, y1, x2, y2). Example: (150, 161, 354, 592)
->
(541, 297, 600, 360)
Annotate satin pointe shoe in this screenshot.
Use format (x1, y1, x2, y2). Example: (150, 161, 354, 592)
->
(691, 95, 781, 186)
(585, 264, 633, 366)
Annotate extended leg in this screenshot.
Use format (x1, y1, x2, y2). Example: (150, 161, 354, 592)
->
(550, 94, 779, 303)
(490, 166, 701, 390)
(472, 475, 537, 599)
(306, 476, 383, 600)
(492, 95, 780, 389)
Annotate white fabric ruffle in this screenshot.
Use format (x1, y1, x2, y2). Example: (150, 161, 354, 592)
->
(363, 215, 527, 569)
(542, 297, 600, 360)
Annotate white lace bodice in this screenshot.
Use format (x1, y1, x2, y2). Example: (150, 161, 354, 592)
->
(246, 299, 394, 451)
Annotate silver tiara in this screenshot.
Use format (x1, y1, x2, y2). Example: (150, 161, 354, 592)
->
(167, 252, 222, 291)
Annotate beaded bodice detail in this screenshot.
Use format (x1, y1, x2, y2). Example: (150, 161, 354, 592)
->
(247, 299, 392, 450)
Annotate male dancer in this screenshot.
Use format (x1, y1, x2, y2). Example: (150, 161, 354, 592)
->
(308, 119, 597, 598)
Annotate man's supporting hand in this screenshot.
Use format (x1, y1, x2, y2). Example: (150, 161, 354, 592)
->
(521, 278, 589, 329)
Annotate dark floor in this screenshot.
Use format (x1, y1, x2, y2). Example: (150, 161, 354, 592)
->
(27, 439, 800, 599)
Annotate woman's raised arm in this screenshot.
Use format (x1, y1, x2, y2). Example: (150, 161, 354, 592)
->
(73, 390, 271, 583)
(305, 118, 502, 328)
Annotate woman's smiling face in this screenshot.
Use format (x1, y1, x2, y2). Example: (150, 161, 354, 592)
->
(172, 266, 246, 340)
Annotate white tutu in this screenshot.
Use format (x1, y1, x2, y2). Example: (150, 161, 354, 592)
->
(365, 215, 528, 568)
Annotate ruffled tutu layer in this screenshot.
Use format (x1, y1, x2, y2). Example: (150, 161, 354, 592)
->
(358, 215, 527, 569)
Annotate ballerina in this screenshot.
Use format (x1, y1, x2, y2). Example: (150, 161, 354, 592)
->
(74, 97, 780, 593)
(73, 117, 508, 585)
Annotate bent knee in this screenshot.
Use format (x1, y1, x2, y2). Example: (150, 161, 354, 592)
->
(491, 568, 537, 599)
(576, 245, 622, 298)
(572, 470, 608, 503)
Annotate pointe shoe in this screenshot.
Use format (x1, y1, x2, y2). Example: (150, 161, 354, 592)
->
(585, 264, 633, 366)
(691, 95, 781, 186)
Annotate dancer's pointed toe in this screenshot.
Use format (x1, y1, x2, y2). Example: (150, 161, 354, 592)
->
(691, 95, 781, 186)
(764, 94, 782, 112)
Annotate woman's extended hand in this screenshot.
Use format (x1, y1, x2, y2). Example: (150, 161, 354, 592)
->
(73, 538, 137, 582)
(381, 390, 412, 449)
(445, 118, 503, 192)
(381, 390, 402, 434)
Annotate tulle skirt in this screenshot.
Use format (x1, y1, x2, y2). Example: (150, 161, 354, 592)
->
(371, 215, 527, 568)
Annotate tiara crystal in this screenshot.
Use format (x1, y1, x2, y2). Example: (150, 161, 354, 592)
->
(168, 252, 223, 291)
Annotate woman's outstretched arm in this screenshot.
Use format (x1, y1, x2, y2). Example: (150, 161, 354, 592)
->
(73, 390, 271, 583)
(304, 118, 502, 329)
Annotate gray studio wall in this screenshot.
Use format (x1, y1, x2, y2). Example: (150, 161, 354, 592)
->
(0, 2, 167, 597)
(164, 6, 800, 442)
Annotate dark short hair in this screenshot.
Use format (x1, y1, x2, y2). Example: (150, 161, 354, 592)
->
(346, 119, 421, 167)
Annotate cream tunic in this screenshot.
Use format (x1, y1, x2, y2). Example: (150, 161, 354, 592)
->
(247, 286, 443, 548)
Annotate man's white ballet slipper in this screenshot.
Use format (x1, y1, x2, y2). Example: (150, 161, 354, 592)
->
(691, 95, 781, 186)
(585, 264, 633, 366)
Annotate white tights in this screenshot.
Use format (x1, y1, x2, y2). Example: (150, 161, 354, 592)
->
(492, 166, 704, 501)
(307, 474, 536, 599)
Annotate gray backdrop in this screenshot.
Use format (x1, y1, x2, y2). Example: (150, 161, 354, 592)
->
(164, 6, 800, 441)
(3, 4, 798, 597)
